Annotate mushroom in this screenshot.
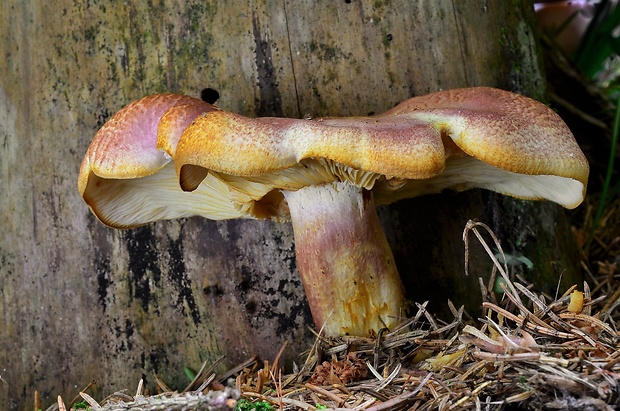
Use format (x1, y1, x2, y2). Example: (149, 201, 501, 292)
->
(79, 87, 589, 337)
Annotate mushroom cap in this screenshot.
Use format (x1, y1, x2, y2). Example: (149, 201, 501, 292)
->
(78, 94, 242, 228)
(173, 87, 588, 221)
(79, 88, 589, 228)
(383, 87, 588, 182)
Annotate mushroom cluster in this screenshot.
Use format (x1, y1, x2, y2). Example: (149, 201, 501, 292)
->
(79, 87, 589, 336)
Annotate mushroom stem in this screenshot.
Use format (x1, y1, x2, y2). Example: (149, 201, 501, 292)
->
(283, 181, 405, 336)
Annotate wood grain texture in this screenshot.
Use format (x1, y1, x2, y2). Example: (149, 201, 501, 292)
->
(0, 1, 581, 410)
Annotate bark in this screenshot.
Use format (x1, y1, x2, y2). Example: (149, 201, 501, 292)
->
(0, 1, 582, 410)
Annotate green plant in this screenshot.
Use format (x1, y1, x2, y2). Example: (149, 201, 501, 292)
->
(575, 0, 620, 80)
(235, 398, 274, 411)
(565, 0, 620, 247)
(575, 5, 620, 133)
(587, 93, 620, 251)
(72, 400, 91, 410)
(184, 366, 197, 381)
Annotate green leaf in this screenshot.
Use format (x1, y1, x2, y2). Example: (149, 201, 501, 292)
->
(184, 366, 197, 381)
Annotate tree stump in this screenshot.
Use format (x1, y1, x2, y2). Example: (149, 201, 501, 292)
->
(0, 1, 582, 409)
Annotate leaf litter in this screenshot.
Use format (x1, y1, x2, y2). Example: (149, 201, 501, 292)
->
(50, 215, 620, 411)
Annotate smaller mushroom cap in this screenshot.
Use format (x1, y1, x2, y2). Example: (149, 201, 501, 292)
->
(78, 94, 245, 228)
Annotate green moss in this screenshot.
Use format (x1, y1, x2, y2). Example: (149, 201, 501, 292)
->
(84, 25, 97, 42)
(73, 401, 90, 410)
(322, 68, 338, 85)
(498, 26, 509, 47)
(307, 41, 347, 62)
(496, 17, 545, 98)
(186, 2, 219, 34)
(381, 27, 393, 49)
(236, 399, 274, 411)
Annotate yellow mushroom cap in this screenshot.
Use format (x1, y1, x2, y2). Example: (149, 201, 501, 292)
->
(173, 87, 588, 220)
(385, 87, 588, 185)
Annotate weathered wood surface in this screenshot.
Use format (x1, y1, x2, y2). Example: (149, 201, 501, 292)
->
(0, 1, 581, 409)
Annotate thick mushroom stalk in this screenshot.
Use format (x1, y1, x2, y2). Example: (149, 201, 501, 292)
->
(283, 182, 403, 336)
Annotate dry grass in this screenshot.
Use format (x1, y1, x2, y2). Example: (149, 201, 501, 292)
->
(51, 211, 620, 411)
